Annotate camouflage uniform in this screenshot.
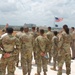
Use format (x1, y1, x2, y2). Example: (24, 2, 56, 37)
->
(30, 31, 39, 64)
(15, 31, 23, 67)
(0, 34, 20, 75)
(20, 32, 33, 75)
(51, 35, 59, 70)
(70, 30, 75, 59)
(57, 31, 72, 75)
(46, 31, 54, 63)
(35, 35, 49, 75)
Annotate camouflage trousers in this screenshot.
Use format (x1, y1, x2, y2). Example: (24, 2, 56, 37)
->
(71, 40, 75, 58)
(48, 48, 52, 63)
(52, 51, 58, 68)
(57, 54, 71, 75)
(36, 54, 48, 73)
(15, 49, 21, 66)
(0, 56, 15, 75)
(21, 51, 32, 75)
(33, 51, 37, 64)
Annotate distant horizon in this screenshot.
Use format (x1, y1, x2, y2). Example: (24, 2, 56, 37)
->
(0, 23, 74, 28)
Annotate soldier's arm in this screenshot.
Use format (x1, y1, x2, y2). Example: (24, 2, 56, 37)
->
(46, 33, 49, 39)
(31, 35, 35, 51)
(0, 49, 3, 54)
(45, 38, 50, 52)
(58, 35, 63, 50)
(34, 38, 40, 53)
(0, 38, 4, 54)
(12, 38, 21, 56)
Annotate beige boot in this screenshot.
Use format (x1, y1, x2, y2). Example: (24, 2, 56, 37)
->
(35, 72, 40, 75)
(44, 72, 47, 75)
(16, 62, 19, 67)
(50, 67, 57, 71)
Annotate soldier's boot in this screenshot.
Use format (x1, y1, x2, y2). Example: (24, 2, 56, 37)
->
(51, 65, 56, 71)
(44, 71, 47, 75)
(35, 72, 40, 75)
(50, 67, 56, 71)
(16, 62, 19, 67)
(66, 69, 70, 75)
(23, 70, 27, 75)
(28, 71, 30, 75)
(48, 59, 50, 63)
(21, 63, 22, 67)
(35, 60, 37, 64)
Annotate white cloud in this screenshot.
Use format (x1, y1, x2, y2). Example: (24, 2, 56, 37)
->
(0, 0, 75, 27)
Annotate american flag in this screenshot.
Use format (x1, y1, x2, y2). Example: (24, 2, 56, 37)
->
(55, 17, 63, 22)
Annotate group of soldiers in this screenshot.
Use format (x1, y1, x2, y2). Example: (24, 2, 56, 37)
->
(0, 24, 75, 75)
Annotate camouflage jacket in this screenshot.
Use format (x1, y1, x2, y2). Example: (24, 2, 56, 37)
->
(35, 35, 49, 53)
(52, 36, 59, 50)
(30, 31, 39, 51)
(0, 34, 21, 56)
(20, 32, 33, 53)
(70, 30, 75, 40)
(58, 31, 72, 55)
(16, 31, 23, 39)
(46, 31, 54, 48)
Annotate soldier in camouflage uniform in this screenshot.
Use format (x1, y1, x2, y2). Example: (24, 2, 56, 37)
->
(0, 27, 20, 75)
(30, 27, 39, 64)
(20, 26, 33, 75)
(35, 29, 49, 75)
(15, 27, 24, 67)
(57, 25, 72, 75)
(46, 27, 54, 63)
(51, 31, 59, 71)
(70, 27, 75, 59)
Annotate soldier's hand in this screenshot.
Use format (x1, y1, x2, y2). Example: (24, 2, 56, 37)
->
(40, 52, 45, 56)
(3, 53, 11, 58)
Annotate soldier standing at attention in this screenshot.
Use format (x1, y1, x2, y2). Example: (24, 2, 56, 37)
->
(57, 25, 72, 75)
(35, 29, 49, 75)
(0, 27, 20, 75)
(70, 27, 75, 60)
(20, 26, 33, 75)
(15, 27, 24, 67)
(50, 31, 59, 71)
(46, 27, 54, 63)
(30, 27, 39, 64)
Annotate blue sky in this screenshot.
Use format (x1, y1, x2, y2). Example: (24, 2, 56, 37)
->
(0, 0, 75, 27)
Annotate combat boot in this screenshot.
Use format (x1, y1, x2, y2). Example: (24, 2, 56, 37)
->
(16, 63, 19, 67)
(67, 74, 69, 75)
(44, 71, 47, 75)
(67, 74, 70, 75)
(28, 72, 30, 75)
(35, 72, 40, 75)
(50, 67, 57, 71)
